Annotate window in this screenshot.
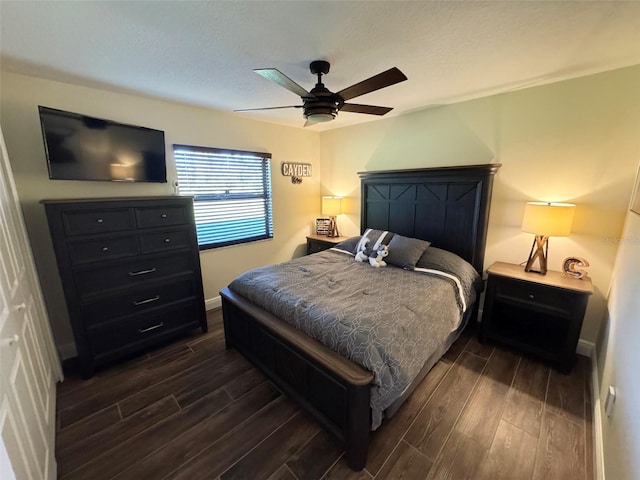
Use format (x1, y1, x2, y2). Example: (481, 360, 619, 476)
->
(173, 144, 273, 249)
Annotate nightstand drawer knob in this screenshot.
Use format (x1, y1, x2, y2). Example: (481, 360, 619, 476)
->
(528, 294, 535, 299)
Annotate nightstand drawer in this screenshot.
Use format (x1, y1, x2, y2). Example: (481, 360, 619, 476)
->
(495, 278, 575, 316)
(306, 235, 344, 255)
(308, 240, 329, 254)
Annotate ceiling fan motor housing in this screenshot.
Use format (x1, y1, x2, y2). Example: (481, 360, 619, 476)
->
(304, 86, 342, 120)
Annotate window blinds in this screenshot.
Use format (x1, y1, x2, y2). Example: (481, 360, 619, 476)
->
(173, 145, 273, 249)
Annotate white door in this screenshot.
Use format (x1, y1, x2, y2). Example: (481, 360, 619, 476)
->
(0, 124, 61, 479)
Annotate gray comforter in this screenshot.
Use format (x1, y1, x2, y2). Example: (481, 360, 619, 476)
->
(229, 248, 475, 429)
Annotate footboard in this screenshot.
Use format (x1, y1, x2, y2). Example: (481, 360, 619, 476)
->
(220, 287, 373, 470)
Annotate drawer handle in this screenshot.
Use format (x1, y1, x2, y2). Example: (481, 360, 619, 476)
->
(161, 214, 168, 218)
(528, 294, 535, 300)
(97, 218, 104, 224)
(102, 247, 109, 252)
(138, 322, 164, 333)
(129, 268, 157, 277)
(164, 238, 171, 243)
(133, 295, 160, 306)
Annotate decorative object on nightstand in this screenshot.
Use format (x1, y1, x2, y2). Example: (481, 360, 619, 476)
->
(322, 196, 342, 238)
(521, 202, 575, 274)
(315, 217, 330, 235)
(306, 234, 344, 255)
(480, 261, 593, 373)
(562, 257, 590, 279)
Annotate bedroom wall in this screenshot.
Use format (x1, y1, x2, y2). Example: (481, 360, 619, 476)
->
(598, 197, 640, 480)
(320, 65, 640, 344)
(0, 71, 321, 358)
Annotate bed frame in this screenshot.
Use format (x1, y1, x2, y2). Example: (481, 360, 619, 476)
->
(221, 163, 501, 470)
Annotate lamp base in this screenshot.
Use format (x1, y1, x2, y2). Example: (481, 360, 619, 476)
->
(524, 235, 549, 275)
(327, 216, 340, 238)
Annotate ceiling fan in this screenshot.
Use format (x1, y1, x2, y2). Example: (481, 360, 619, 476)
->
(236, 60, 408, 126)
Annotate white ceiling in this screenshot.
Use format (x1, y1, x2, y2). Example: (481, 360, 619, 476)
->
(1, 1, 640, 131)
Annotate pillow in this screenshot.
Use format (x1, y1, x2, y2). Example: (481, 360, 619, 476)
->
(416, 247, 484, 295)
(385, 234, 431, 269)
(333, 236, 361, 253)
(351, 229, 394, 255)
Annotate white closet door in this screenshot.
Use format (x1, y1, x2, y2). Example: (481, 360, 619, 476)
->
(0, 124, 61, 480)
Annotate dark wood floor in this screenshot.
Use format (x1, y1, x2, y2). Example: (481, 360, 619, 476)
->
(56, 309, 594, 480)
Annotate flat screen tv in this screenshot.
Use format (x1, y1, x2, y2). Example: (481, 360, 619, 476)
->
(38, 106, 167, 183)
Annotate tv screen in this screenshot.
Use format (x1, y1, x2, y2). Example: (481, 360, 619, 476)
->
(38, 106, 167, 183)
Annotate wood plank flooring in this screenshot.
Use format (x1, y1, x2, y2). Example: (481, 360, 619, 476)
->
(56, 309, 594, 480)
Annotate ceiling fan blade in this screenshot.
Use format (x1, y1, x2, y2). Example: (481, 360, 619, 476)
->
(337, 67, 407, 101)
(234, 105, 302, 112)
(254, 68, 315, 99)
(340, 103, 393, 116)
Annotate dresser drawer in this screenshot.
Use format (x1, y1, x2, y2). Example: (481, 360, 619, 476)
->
(81, 277, 197, 326)
(74, 252, 196, 297)
(494, 277, 575, 316)
(63, 208, 133, 236)
(139, 228, 192, 253)
(69, 234, 138, 265)
(135, 205, 191, 229)
(87, 302, 201, 357)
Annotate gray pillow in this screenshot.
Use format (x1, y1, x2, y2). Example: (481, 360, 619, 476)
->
(350, 229, 394, 255)
(333, 236, 361, 253)
(385, 234, 431, 269)
(416, 246, 484, 295)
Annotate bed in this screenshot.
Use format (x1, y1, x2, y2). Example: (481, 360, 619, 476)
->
(220, 163, 500, 470)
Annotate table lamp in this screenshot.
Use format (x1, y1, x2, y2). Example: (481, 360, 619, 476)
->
(322, 196, 342, 238)
(521, 202, 575, 274)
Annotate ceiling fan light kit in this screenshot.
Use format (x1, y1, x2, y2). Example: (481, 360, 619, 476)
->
(237, 60, 407, 126)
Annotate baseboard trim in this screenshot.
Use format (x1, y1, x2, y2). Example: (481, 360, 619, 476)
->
(205, 295, 222, 311)
(584, 342, 605, 480)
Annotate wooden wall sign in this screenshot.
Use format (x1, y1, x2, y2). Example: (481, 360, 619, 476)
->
(282, 162, 312, 184)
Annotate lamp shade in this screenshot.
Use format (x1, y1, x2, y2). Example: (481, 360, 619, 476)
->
(521, 202, 575, 237)
(322, 196, 342, 216)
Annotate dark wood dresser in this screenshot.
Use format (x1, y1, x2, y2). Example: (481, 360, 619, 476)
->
(43, 196, 207, 377)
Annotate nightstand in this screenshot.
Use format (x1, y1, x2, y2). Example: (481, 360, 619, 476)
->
(306, 234, 345, 255)
(480, 261, 593, 373)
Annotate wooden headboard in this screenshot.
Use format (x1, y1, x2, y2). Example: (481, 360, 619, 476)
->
(359, 164, 501, 273)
